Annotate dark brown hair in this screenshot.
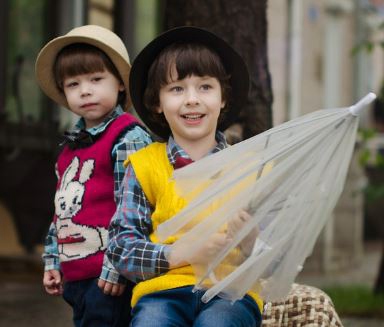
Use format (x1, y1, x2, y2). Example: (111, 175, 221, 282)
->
(143, 43, 231, 129)
(54, 43, 125, 106)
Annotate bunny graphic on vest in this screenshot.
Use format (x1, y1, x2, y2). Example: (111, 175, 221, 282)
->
(54, 156, 107, 261)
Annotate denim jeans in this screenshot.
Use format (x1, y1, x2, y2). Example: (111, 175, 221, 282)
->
(63, 278, 133, 327)
(130, 286, 262, 327)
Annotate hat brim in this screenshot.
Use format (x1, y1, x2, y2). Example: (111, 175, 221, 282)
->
(129, 26, 249, 140)
(35, 26, 132, 111)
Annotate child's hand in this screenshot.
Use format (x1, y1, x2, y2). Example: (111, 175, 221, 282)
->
(97, 279, 125, 296)
(192, 232, 231, 264)
(168, 232, 230, 267)
(227, 209, 259, 256)
(43, 270, 63, 296)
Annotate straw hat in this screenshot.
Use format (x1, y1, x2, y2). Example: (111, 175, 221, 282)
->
(129, 26, 249, 140)
(35, 25, 132, 111)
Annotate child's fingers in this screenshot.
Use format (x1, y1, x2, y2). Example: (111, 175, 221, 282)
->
(43, 270, 63, 296)
(97, 278, 106, 290)
(44, 283, 63, 296)
(111, 283, 125, 296)
(227, 214, 245, 238)
(207, 233, 231, 254)
(100, 280, 113, 295)
(98, 280, 125, 296)
(239, 210, 252, 222)
(43, 270, 61, 286)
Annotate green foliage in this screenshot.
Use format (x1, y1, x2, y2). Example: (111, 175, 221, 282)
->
(358, 128, 384, 167)
(358, 128, 384, 202)
(365, 183, 384, 202)
(351, 41, 375, 56)
(359, 127, 377, 140)
(323, 285, 384, 318)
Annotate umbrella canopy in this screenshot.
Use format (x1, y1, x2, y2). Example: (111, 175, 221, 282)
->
(156, 93, 376, 303)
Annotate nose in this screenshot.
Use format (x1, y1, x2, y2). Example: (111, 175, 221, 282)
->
(185, 89, 199, 107)
(80, 82, 92, 97)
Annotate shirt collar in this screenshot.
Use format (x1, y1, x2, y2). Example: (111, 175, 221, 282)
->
(74, 105, 123, 136)
(167, 131, 228, 167)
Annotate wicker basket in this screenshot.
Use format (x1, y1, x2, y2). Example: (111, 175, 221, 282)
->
(262, 284, 343, 326)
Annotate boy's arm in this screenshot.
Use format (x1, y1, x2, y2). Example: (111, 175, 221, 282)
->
(99, 256, 126, 284)
(100, 125, 152, 285)
(107, 164, 169, 283)
(98, 256, 126, 296)
(42, 222, 60, 271)
(43, 162, 61, 271)
(111, 125, 152, 203)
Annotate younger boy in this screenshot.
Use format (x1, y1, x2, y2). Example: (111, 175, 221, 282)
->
(107, 26, 262, 326)
(35, 25, 152, 326)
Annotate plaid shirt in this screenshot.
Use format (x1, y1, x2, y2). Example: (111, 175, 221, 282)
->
(107, 132, 227, 283)
(43, 106, 152, 284)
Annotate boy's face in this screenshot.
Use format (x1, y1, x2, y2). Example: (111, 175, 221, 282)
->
(156, 66, 225, 146)
(62, 69, 124, 128)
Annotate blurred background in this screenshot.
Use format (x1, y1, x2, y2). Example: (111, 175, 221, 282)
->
(1, 0, 384, 325)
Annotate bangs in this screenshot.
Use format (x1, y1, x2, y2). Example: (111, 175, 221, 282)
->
(57, 52, 105, 78)
(54, 43, 120, 90)
(157, 43, 229, 85)
(173, 45, 227, 81)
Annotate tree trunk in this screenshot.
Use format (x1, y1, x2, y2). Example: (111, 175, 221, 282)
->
(163, 0, 273, 139)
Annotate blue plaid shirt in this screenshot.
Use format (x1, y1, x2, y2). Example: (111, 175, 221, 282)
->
(42, 106, 152, 284)
(107, 132, 227, 283)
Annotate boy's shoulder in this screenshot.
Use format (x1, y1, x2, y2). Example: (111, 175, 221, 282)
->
(116, 113, 152, 141)
(128, 142, 171, 206)
(131, 142, 167, 160)
(116, 112, 139, 126)
(127, 142, 169, 172)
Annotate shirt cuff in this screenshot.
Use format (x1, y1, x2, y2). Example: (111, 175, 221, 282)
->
(43, 257, 60, 271)
(100, 256, 127, 284)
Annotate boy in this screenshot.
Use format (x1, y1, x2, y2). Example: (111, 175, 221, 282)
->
(107, 26, 262, 326)
(35, 25, 152, 326)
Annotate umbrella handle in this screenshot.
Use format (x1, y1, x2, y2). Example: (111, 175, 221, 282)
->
(349, 92, 376, 116)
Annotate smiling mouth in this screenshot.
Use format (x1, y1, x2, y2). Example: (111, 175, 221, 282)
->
(181, 114, 205, 120)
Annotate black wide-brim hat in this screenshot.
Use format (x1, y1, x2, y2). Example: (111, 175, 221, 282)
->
(129, 26, 250, 140)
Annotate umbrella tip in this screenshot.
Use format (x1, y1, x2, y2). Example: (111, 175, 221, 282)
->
(349, 92, 377, 116)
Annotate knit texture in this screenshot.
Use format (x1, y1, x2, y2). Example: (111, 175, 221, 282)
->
(128, 142, 263, 310)
(55, 113, 138, 281)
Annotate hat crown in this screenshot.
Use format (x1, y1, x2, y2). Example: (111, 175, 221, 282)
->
(65, 25, 130, 63)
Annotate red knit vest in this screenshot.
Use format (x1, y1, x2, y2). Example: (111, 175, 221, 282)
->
(55, 113, 138, 281)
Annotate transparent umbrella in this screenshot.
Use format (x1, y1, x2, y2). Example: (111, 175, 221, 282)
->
(156, 93, 376, 303)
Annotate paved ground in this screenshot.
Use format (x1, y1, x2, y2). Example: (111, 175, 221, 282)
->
(0, 256, 71, 327)
(0, 242, 382, 326)
(297, 241, 382, 289)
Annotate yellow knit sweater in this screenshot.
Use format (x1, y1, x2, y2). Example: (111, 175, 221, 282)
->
(127, 142, 263, 311)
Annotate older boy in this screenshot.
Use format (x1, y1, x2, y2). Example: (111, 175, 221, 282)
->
(107, 26, 262, 326)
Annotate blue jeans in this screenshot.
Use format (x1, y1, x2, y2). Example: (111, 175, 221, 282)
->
(63, 278, 133, 327)
(130, 286, 262, 327)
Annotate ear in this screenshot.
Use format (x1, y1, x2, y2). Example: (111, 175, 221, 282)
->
(79, 159, 95, 184)
(221, 100, 226, 109)
(60, 157, 79, 190)
(118, 83, 125, 92)
(155, 106, 163, 114)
